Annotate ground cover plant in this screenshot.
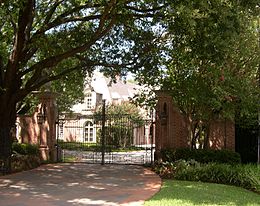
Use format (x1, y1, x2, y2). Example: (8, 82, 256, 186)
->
(12, 143, 39, 155)
(153, 160, 260, 193)
(0, 143, 41, 175)
(144, 180, 260, 206)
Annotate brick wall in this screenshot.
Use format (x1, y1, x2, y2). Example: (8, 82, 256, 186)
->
(208, 119, 235, 151)
(155, 91, 189, 159)
(155, 90, 235, 159)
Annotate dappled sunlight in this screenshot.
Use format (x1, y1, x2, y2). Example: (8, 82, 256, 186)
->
(0, 163, 161, 205)
(68, 198, 119, 205)
(0, 179, 13, 187)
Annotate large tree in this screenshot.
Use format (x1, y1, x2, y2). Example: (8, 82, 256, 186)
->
(0, 0, 166, 168)
(133, 0, 260, 148)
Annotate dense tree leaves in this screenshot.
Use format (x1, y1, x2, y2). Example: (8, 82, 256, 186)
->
(0, 0, 167, 165)
(0, 0, 259, 154)
(0, 0, 166, 113)
(132, 0, 259, 148)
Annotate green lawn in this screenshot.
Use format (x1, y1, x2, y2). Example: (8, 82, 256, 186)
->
(145, 180, 260, 206)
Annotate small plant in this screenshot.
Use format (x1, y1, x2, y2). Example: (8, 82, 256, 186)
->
(12, 143, 39, 155)
(174, 163, 260, 193)
(153, 159, 260, 193)
(152, 159, 200, 179)
(152, 161, 176, 179)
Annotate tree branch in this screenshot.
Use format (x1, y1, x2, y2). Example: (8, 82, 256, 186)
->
(42, 0, 65, 25)
(21, 13, 116, 89)
(75, 55, 138, 69)
(33, 3, 103, 37)
(5, 0, 35, 87)
(125, 4, 167, 13)
(16, 64, 85, 101)
(0, 55, 4, 88)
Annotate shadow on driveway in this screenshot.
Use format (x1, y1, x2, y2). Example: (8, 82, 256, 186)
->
(0, 163, 161, 206)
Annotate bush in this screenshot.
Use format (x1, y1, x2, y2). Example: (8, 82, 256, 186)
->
(161, 148, 241, 164)
(175, 163, 260, 192)
(12, 143, 39, 155)
(11, 154, 41, 173)
(152, 159, 200, 179)
(152, 160, 260, 193)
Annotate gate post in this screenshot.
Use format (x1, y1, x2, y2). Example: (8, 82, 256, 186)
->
(155, 90, 189, 161)
(37, 91, 58, 162)
(101, 100, 106, 165)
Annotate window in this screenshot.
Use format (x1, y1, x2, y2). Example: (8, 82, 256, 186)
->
(84, 121, 93, 142)
(59, 124, 64, 139)
(86, 93, 92, 109)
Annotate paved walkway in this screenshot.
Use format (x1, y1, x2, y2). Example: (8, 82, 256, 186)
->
(0, 163, 161, 206)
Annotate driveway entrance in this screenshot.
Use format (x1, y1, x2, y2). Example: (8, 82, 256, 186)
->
(57, 113, 155, 165)
(0, 163, 161, 206)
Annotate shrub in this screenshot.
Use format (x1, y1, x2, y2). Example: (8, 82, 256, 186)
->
(152, 159, 200, 179)
(11, 154, 41, 173)
(174, 163, 260, 192)
(161, 148, 241, 164)
(12, 143, 39, 155)
(152, 160, 260, 193)
(152, 161, 176, 179)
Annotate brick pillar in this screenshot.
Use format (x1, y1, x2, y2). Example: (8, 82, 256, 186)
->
(37, 92, 58, 162)
(155, 90, 189, 161)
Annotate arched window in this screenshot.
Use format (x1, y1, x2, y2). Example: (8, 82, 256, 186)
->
(84, 121, 93, 142)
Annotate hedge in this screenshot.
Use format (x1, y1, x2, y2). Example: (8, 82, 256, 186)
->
(12, 143, 39, 156)
(153, 160, 260, 193)
(161, 148, 241, 164)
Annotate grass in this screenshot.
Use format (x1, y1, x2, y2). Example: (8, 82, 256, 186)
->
(58, 141, 144, 152)
(144, 180, 260, 206)
(63, 156, 78, 162)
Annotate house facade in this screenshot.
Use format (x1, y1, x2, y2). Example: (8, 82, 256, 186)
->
(57, 71, 153, 146)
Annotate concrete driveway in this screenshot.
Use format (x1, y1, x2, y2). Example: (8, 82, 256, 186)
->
(0, 163, 161, 206)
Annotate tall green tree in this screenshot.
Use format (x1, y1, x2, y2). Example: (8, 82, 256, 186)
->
(133, 0, 260, 148)
(166, 1, 259, 148)
(0, 0, 166, 167)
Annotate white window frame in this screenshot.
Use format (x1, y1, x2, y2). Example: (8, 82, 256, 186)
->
(84, 121, 94, 142)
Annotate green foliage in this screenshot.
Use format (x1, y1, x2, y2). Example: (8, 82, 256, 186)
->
(98, 102, 145, 124)
(161, 148, 241, 164)
(57, 140, 142, 152)
(132, 0, 260, 148)
(12, 143, 39, 156)
(11, 155, 41, 173)
(105, 125, 133, 149)
(0, 0, 166, 127)
(51, 69, 86, 112)
(57, 141, 99, 151)
(174, 163, 260, 193)
(94, 102, 145, 149)
(153, 161, 260, 193)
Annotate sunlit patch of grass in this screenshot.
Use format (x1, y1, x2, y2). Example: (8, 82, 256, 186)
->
(63, 156, 77, 162)
(145, 180, 260, 206)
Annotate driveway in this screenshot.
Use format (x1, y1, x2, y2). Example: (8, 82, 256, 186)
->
(0, 163, 161, 206)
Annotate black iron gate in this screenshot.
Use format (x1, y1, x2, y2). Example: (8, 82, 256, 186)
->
(56, 113, 154, 165)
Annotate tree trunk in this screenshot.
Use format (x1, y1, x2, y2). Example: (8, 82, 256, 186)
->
(187, 114, 194, 149)
(203, 123, 210, 149)
(0, 96, 17, 174)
